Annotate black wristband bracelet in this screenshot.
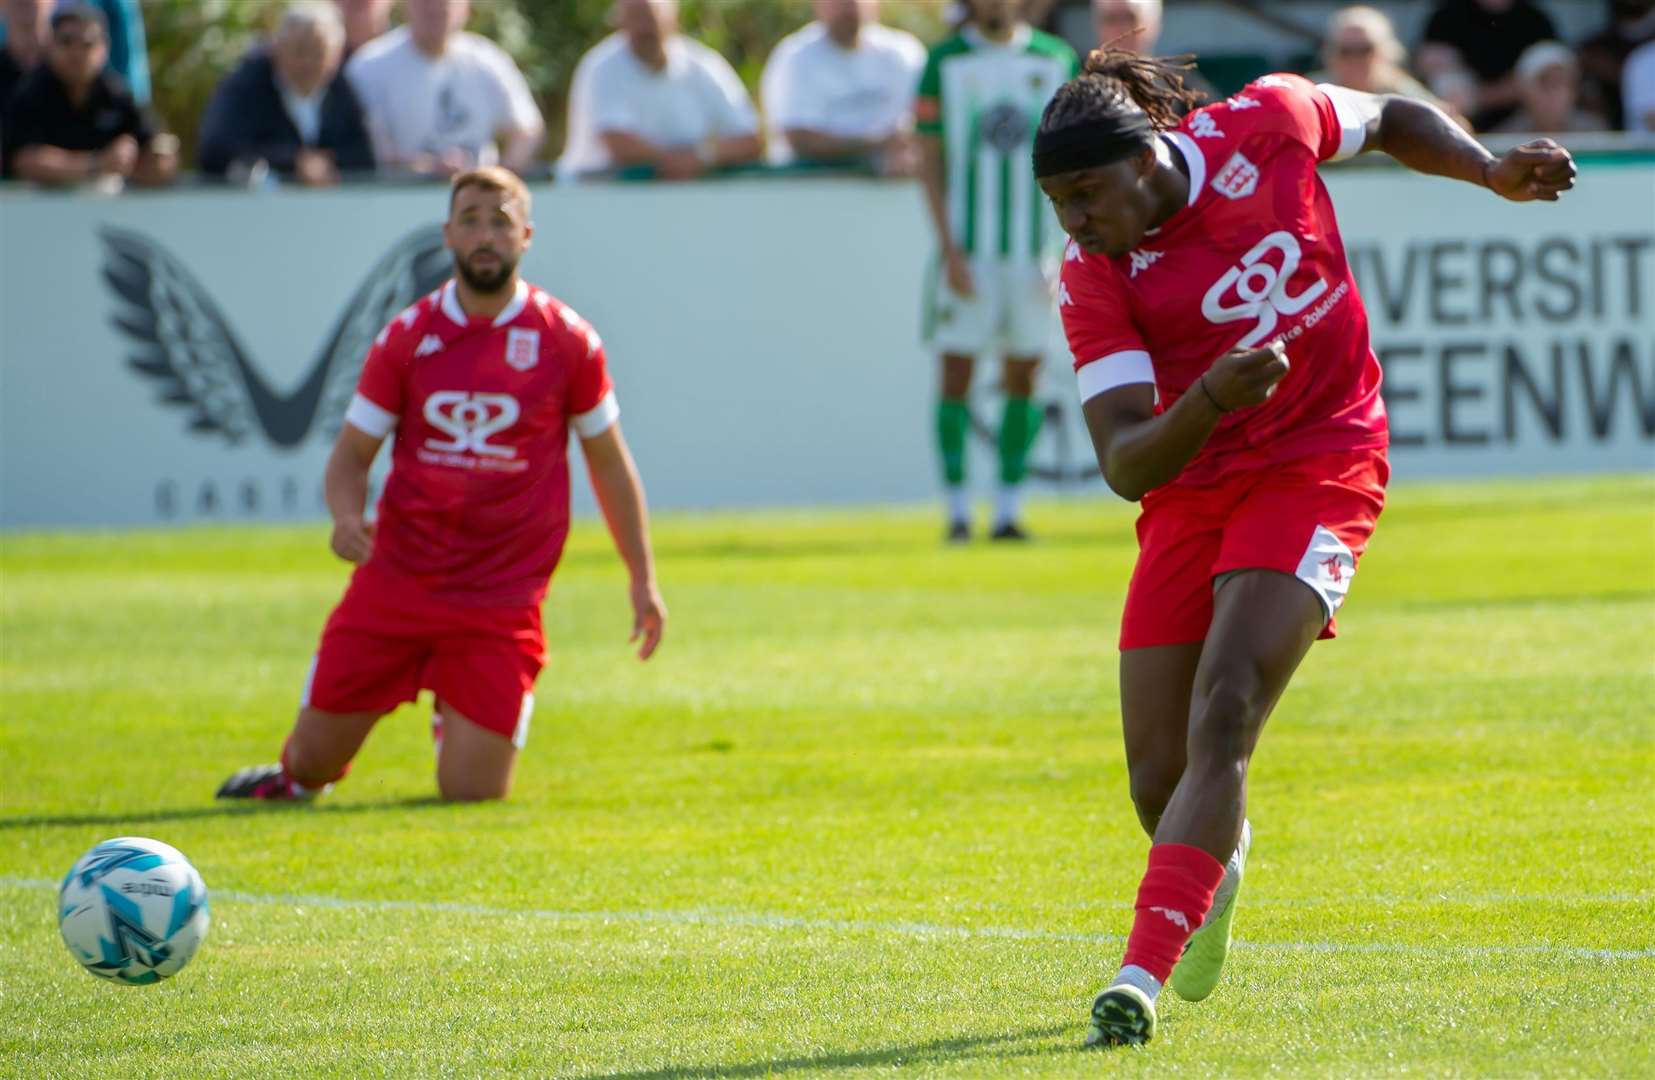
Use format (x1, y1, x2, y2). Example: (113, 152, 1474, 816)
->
(1199, 373, 1229, 414)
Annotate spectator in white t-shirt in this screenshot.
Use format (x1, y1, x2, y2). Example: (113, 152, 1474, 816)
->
(345, 0, 543, 177)
(760, 0, 925, 175)
(559, 0, 761, 181)
(1625, 39, 1655, 132)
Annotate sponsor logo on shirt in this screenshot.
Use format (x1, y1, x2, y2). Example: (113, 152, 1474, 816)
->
(505, 328, 540, 371)
(1128, 249, 1164, 278)
(1189, 112, 1223, 139)
(422, 391, 521, 462)
(415, 334, 445, 358)
(1211, 151, 1260, 200)
(1200, 230, 1329, 348)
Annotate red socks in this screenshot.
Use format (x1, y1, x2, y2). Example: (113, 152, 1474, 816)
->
(1120, 842, 1227, 982)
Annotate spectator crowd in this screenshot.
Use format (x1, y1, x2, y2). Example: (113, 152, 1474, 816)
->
(1, 0, 1652, 190)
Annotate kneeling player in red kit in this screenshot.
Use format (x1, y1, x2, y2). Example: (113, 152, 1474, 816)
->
(218, 166, 665, 803)
(1032, 52, 1574, 1045)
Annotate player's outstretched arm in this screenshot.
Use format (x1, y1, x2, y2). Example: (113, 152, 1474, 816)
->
(580, 422, 666, 660)
(324, 422, 385, 564)
(1341, 90, 1577, 202)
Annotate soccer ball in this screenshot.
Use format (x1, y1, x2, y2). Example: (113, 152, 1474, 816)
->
(58, 837, 210, 985)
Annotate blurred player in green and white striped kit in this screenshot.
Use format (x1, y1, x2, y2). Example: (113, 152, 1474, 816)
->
(917, 0, 1077, 541)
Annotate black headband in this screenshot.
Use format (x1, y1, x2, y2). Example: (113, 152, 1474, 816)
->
(1031, 113, 1156, 179)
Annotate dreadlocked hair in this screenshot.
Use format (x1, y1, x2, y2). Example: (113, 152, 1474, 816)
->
(1039, 49, 1207, 136)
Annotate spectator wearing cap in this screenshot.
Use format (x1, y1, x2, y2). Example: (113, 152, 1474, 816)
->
(1577, 0, 1655, 130)
(1308, 6, 1469, 128)
(1494, 41, 1610, 134)
(200, 1, 374, 186)
(0, 0, 51, 112)
(760, 0, 925, 174)
(345, 0, 544, 177)
(559, 0, 761, 181)
(1417, 0, 1558, 131)
(1624, 38, 1655, 131)
(2, 3, 175, 186)
(334, 0, 392, 60)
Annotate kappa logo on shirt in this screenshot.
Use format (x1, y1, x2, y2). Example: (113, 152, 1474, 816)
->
(1058, 282, 1074, 306)
(505, 327, 540, 371)
(1211, 151, 1261, 200)
(1128, 249, 1164, 278)
(1227, 95, 1260, 110)
(414, 334, 445, 358)
(1064, 240, 1084, 263)
(1189, 112, 1224, 139)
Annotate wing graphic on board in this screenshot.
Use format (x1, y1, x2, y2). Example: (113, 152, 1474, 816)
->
(102, 225, 450, 448)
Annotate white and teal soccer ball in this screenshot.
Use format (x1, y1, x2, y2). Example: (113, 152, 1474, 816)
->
(58, 837, 209, 985)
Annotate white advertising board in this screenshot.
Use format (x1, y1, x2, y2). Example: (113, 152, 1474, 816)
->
(0, 159, 1649, 529)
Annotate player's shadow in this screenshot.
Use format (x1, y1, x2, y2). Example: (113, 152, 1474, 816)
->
(579, 1022, 1075, 1080)
(0, 796, 446, 831)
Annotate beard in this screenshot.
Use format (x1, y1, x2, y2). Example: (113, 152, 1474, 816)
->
(454, 249, 518, 294)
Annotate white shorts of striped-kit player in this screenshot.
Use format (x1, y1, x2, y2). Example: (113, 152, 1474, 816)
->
(925, 257, 1059, 356)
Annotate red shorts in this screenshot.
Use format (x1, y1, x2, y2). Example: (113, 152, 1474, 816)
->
(302, 564, 546, 745)
(1120, 449, 1389, 650)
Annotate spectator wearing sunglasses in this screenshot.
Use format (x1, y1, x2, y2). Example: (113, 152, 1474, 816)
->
(1307, 5, 1469, 129)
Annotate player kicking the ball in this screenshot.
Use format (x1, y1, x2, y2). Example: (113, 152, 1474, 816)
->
(218, 166, 665, 804)
(1032, 53, 1574, 1045)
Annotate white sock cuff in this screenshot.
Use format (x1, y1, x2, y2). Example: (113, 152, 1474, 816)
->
(1112, 964, 1163, 1001)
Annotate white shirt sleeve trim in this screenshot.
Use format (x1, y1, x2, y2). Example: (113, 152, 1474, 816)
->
(1315, 83, 1368, 162)
(345, 393, 397, 438)
(1076, 351, 1155, 402)
(1162, 132, 1206, 206)
(571, 390, 620, 438)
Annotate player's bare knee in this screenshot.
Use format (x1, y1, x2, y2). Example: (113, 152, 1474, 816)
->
(436, 774, 510, 802)
(1127, 761, 1180, 830)
(1187, 677, 1269, 768)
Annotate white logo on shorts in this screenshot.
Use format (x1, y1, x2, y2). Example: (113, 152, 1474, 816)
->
(1295, 524, 1356, 622)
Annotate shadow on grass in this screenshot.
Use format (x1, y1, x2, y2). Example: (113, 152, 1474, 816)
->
(0, 795, 447, 831)
(580, 1023, 1076, 1080)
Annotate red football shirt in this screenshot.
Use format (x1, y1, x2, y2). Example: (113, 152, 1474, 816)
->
(1059, 74, 1388, 489)
(345, 279, 617, 607)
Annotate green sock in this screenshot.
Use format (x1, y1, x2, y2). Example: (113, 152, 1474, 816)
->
(998, 397, 1042, 486)
(937, 399, 970, 488)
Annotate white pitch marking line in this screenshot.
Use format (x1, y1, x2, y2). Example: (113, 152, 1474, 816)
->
(6, 878, 1650, 962)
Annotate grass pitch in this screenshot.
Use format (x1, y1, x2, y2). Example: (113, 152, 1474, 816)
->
(2, 475, 1651, 1078)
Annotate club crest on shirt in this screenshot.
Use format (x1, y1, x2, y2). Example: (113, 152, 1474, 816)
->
(505, 327, 539, 371)
(1212, 151, 1260, 200)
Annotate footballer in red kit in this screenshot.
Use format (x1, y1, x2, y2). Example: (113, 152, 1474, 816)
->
(219, 166, 665, 805)
(1031, 52, 1574, 1046)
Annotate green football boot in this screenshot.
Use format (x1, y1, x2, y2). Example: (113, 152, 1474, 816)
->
(1170, 819, 1251, 1002)
(1084, 984, 1157, 1048)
